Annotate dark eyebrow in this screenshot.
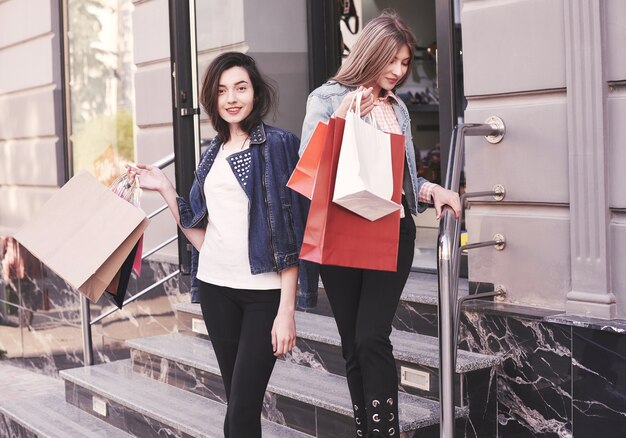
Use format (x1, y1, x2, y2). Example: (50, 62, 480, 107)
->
(219, 80, 249, 88)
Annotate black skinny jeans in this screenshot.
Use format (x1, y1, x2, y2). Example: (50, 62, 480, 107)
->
(198, 281, 280, 438)
(320, 204, 416, 438)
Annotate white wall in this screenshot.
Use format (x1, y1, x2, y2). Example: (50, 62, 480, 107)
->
(462, 0, 626, 318)
(132, 0, 177, 260)
(0, 0, 64, 235)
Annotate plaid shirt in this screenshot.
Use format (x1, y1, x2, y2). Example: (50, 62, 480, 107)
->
(371, 91, 436, 205)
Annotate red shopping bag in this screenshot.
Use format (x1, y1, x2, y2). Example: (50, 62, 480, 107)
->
(300, 117, 405, 271)
(287, 121, 328, 199)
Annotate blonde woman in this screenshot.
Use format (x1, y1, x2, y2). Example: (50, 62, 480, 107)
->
(300, 11, 461, 438)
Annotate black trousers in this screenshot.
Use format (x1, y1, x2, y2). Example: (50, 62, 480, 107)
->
(320, 207, 416, 438)
(198, 281, 280, 438)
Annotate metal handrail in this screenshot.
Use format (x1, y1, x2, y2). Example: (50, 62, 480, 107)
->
(147, 204, 169, 220)
(151, 153, 175, 169)
(437, 119, 505, 437)
(81, 153, 179, 366)
(89, 270, 181, 325)
(141, 235, 179, 260)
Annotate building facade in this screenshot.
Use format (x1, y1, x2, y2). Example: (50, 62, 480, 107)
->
(1, 0, 626, 436)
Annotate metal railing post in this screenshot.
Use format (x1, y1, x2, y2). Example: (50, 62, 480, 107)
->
(437, 117, 504, 437)
(80, 295, 93, 366)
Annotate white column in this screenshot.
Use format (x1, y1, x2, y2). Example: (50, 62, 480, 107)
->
(564, 0, 615, 318)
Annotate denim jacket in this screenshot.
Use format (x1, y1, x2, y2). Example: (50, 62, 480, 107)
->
(300, 80, 428, 215)
(177, 123, 311, 304)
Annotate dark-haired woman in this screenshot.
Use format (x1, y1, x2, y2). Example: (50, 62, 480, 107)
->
(127, 52, 307, 437)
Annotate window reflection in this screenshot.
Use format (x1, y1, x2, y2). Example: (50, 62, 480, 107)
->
(67, 0, 136, 185)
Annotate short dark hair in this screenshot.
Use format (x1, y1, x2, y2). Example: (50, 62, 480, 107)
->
(200, 52, 277, 143)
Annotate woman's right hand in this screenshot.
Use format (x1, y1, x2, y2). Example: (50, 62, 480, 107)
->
(125, 163, 172, 193)
(334, 86, 375, 119)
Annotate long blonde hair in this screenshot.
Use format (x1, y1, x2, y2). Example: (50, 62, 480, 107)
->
(333, 10, 416, 88)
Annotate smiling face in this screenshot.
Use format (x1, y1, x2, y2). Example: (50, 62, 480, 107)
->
(372, 44, 411, 95)
(217, 66, 254, 129)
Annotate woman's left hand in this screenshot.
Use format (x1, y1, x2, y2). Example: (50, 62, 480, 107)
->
(271, 311, 296, 357)
(432, 185, 462, 219)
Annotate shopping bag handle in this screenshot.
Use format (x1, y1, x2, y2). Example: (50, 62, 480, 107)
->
(348, 90, 380, 131)
(110, 173, 141, 206)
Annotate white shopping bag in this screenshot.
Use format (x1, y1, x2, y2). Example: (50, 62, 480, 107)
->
(333, 91, 401, 221)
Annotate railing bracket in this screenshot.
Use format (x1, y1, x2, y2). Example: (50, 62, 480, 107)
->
(484, 116, 505, 144)
(494, 284, 507, 301)
(460, 233, 506, 252)
(493, 184, 505, 201)
(494, 234, 506, 251)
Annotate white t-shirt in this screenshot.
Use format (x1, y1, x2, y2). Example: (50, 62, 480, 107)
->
(196, 146, 281, 290)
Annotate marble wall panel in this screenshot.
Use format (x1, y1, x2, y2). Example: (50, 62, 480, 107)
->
(0, 238, 189, 375)
(572, 327, 626, 437)
(461, 311, 573, 437)
(0, 413, 37, 438)
(131, 349, 227, 403)
(463, 367, 497, 438)
(394, 301, 438, 337)
(65, 380, 193, 438)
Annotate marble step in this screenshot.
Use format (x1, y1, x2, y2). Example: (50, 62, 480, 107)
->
(177, 271, 472, 336)
(173, 303, 499, 374)
(0, 363, 132, 438)
(402, 271, 468, 305)
(127, 333, 468, 436)
(295, 311, 498, 373)
(60, 360, 312, 438)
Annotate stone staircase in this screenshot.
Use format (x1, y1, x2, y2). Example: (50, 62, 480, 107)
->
(1, 271, 501, 437)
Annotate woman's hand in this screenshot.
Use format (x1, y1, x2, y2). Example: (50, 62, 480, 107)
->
(125, 163, 172, 194)
(271, 310, 296, 357)
(432, 185, 462, 220)
(334, 86, 375, 119)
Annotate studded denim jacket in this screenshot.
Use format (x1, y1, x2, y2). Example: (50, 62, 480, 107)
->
(300, 81, 428, 216)
(176, 123, 311, 303)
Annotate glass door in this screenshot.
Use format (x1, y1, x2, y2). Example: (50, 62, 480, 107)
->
(193, 1, 311, 143)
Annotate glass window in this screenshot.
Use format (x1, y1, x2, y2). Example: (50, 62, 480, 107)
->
(67, 0, 136, 185)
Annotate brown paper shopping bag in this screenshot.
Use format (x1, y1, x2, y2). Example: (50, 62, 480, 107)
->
(14, 171, 149, 303)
